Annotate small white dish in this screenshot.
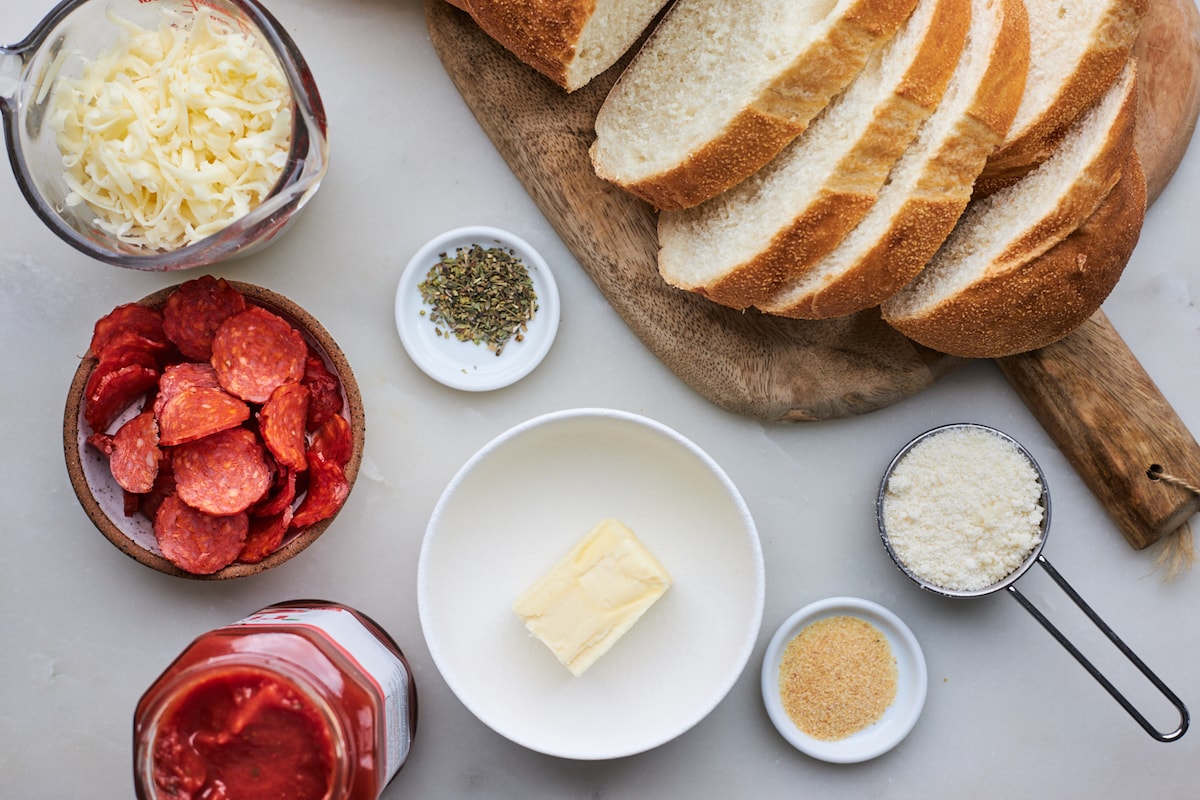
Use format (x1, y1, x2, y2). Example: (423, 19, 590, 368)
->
(418, 408, 765, 760)
(395, 225, 560, 391)
(761, 596, 927, 763)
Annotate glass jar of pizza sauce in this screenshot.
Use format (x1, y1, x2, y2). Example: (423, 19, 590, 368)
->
(133, 601, 417, 800)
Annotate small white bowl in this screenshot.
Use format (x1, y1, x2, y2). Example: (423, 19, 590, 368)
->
(395, 226, 560, 391)
(761, 596, 927, 763)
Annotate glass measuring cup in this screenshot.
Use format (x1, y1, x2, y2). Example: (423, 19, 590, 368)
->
(876, 423, 1189, 742)
(0, 0, 328, 270)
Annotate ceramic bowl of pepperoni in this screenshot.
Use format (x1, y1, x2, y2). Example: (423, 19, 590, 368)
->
(63, 276, 364, 579)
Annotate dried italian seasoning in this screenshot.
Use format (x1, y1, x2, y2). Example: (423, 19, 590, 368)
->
(418, 243, 538, 356)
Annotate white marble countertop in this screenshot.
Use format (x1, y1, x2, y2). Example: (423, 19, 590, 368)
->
(3, 1, 1199, 796)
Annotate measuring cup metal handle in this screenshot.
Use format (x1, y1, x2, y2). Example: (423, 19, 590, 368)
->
(1006, 554, 1190, 742)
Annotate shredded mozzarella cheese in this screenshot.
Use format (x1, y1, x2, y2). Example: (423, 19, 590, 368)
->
(50, 9, 292, 250)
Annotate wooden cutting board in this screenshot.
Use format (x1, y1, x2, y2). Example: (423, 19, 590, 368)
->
(426, 0, 1200, 549)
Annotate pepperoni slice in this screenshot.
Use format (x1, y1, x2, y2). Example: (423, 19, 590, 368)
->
(158, 361, 221, 393)
(173, 428, 271, 516)
(110, 411, 161, 494)
(301, 349, 344, 430)
(162, 361, 221, 388)
(84, 363, 160, 432)
(87, 432, 116, 457)
(290, 451, 350, 530)
(94, 330, 174, 372)
(139, 450, 176, 521)
(258, 382, 310, 472)
(162, 276, 247, 361)
(310, 413, 353, 468)
(250, 466, 297, 518)
(86, 353, 156, 406)
(154, 494, 248, 575)
(237, 506, 294, 564)
(90, 303, 169, 358)
(211, 306, 307, 404)
(157, 386, 250, 447)
(154, 362, 222, 418)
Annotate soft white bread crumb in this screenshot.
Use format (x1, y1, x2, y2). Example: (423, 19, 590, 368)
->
(590, 0, 919, 210)
(880, 62, 1136, 336)
(656, 0, 967, 308)
(759, 0, 1030, 319)
(977, 0, 1145, 190)
(568, 0, 671, 91)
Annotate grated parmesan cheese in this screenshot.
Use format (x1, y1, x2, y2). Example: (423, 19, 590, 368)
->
(882, 427, 1044, 592)
(50, 8, 292, 250)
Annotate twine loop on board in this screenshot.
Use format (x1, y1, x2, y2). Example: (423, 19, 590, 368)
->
(1147, 465, 1199, 581)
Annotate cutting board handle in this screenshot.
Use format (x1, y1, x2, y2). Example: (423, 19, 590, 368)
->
(997, 310, 1200, 549)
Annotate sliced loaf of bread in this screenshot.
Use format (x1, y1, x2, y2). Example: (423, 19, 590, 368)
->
(589, 0, 920, 211)
(880, 62, 1139, 357)
(974, 0, 1146, 194)
(759, 0, 1029, 319)
(444, 0, 673, 92)
(888, 154, 1145, 357)
(654, 0, 969, 309)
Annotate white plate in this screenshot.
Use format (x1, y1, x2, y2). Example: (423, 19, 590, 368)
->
(395, 226, 560, 391)
(761, 597, 927, 763)
(418, 408, 765, 759)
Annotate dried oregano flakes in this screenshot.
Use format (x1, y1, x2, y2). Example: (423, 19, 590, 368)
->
(418, 244, 538, 356)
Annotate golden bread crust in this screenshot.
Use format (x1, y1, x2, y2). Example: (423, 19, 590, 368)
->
(974, 0, 1147, 194)
(657, 0, 970, 309)
(616, 110, 807, 213)
(882, 153, 1144, 357)
(761, 0, 1030, 319)
(993, 64, 1137, 266)
(450, 0, 595, 89)
(592, 0, 922, 210)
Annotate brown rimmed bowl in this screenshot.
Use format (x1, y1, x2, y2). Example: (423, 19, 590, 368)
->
(63, 281, 364, 580)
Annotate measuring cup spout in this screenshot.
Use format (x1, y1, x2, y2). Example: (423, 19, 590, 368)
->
(0, 49, 21, 105)
(1007, 554, 1189, 742)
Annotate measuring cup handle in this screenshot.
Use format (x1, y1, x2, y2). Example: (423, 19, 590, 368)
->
(1006, 554, 1189, 742)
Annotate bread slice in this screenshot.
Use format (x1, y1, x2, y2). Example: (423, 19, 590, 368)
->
(759, 0, 1030, 319)
(975, 0, 1146, 194)
(589, 0, 920, 211)
(444, 0, 672, 92)
(880, 62, 1138, 357)
(895, 154, 1144, 357)
(654, 0, 968, 309)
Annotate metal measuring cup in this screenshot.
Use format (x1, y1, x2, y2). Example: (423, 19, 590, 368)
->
(876, 423, 1189, 742)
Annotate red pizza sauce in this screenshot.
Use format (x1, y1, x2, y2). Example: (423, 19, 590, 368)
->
(134, 602, 417, 800)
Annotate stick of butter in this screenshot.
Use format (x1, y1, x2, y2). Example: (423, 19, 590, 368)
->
(513, 518, 672, 676)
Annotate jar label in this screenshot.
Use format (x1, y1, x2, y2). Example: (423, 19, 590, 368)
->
(233, 606, 413, 785)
